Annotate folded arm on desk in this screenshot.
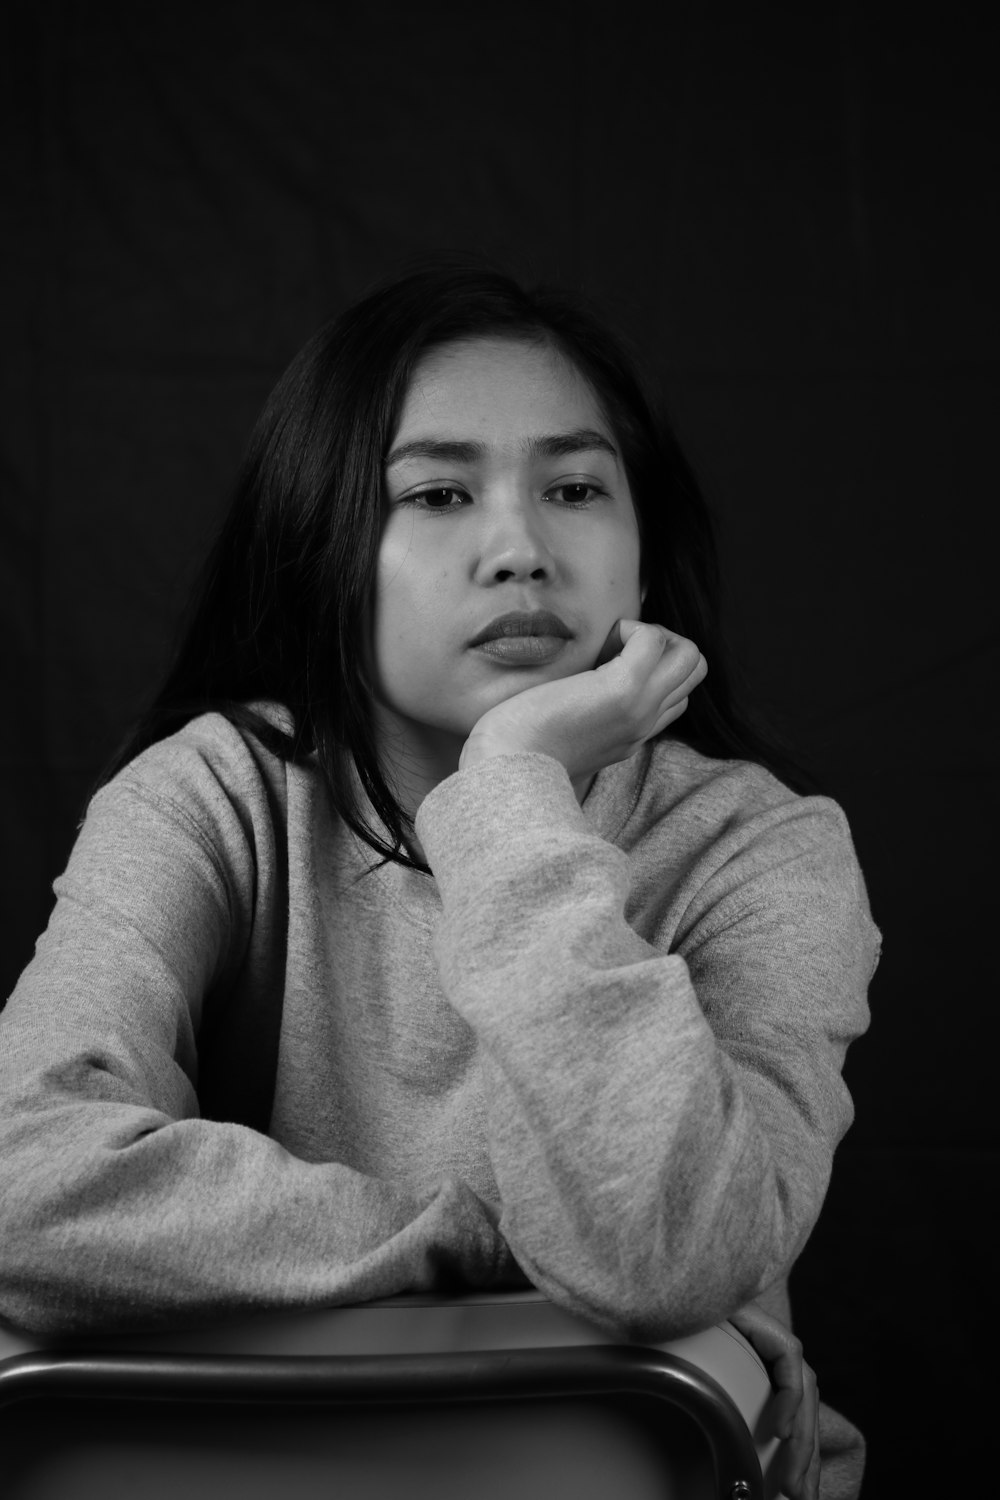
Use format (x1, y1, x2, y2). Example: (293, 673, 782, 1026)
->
(415, 750, 876, 1344)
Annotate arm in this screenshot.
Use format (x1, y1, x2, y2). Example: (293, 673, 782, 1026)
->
(0, 729, 511, 1335)
(414, 748, 876, 1344)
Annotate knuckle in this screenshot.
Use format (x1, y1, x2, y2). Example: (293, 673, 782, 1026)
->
(683, 642, 703, 675)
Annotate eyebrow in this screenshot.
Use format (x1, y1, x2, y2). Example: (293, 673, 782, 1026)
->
(384, 427, 619, 467)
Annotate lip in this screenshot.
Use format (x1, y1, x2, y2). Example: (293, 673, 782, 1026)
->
(469, 610, 573, 647)
(473, 635, 571, 665)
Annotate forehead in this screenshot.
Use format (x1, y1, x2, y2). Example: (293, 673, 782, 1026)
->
(394, 337, 612, 447)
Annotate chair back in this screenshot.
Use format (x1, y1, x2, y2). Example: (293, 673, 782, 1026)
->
(0, 1289, 782, 1499)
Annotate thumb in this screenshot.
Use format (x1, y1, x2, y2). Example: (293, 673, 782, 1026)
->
(618, 619, 674, 658)
(617, 618, 647, 646)
(595, 619, 671, 667)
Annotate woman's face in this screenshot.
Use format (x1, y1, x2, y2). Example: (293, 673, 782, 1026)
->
(371, 336, 645, 766)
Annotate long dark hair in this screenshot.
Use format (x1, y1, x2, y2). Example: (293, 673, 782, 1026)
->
(96, 254, 815, 875)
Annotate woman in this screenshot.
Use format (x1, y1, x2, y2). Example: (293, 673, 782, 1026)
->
(0, 259, 880, 1498)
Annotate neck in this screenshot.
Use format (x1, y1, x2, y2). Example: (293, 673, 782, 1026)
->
(369, 705, 596, 868)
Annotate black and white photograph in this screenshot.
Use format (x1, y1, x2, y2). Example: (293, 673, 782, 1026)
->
(1, 4, 994, 1495)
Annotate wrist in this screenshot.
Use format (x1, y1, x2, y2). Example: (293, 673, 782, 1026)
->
(458, 734, 524, 772)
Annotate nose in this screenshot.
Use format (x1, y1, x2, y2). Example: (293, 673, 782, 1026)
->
(472, 491, 557, 585)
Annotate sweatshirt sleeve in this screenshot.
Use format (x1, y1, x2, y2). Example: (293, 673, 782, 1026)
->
(414, 750, 878, 1344)
(0, 733, 512, 1336)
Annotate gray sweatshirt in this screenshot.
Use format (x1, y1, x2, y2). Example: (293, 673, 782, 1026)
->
(0, 708, 879, 1487)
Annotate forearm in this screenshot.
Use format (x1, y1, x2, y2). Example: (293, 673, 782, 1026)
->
(436, 912, 803, 1340)
(0, 924, 509, 1336)
(0, 1093, 510, 1334)
(416, 752, 854, 1341)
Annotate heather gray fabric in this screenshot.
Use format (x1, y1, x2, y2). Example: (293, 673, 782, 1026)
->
(0, 706, 879, 1496)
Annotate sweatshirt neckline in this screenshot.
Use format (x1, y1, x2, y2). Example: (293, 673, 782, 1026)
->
(339, 744, 653, 929)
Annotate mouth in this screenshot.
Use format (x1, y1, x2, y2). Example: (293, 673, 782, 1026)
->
(468, 609, 574, 669)
(468, 610, 573, 647)
(472, 635, 571, 665)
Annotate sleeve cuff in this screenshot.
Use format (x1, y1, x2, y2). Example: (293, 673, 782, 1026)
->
(414, 752, 591, 894)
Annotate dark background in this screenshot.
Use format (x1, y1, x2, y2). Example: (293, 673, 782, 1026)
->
(2, 3, 996, 1493)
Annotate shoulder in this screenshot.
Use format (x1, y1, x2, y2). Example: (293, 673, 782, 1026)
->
(84, 701, 305, 866)
(618, 736, 874, 918)
(113, 699, 294, 789)
(636, 735, 853, 845)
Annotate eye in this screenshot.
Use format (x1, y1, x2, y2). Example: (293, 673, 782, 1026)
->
(398, 487, 469, 513)
(545, 483, 606, 507)
(395, 481, 608, 515)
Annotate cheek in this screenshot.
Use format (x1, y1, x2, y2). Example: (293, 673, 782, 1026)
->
(602, 539, 644, 612)
(374, 549, 454, 679)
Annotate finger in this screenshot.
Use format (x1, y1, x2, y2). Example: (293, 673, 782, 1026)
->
(728, 1306, 804, 1439)
(657, 651, 708, 709)
(768, 1345, 806, 1429)
(650, 696, 689, 737)
(726, 1304, 818, 1498)
(782, 1365, 819, 1500)
(803, 1370, 821, 1500)
(617, 627, 705, 708)
(805, 1410, 821, 1500)
(727, 1301, 800, 1364)
(594, 620, 624, 667)
(616, 620, 672, 669)
(727, 1301, 790, 1354)
(615, 618, 651, 647)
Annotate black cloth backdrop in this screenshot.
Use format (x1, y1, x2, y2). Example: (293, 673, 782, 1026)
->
(2, 3, 996, 1491)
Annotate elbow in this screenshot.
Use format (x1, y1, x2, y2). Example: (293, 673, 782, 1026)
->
(0, 1124, 131, 1336)
(0, 1204, 95, 1337)
(513, 1235, 765, 1346)
(502, 1168, 802, 1345)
